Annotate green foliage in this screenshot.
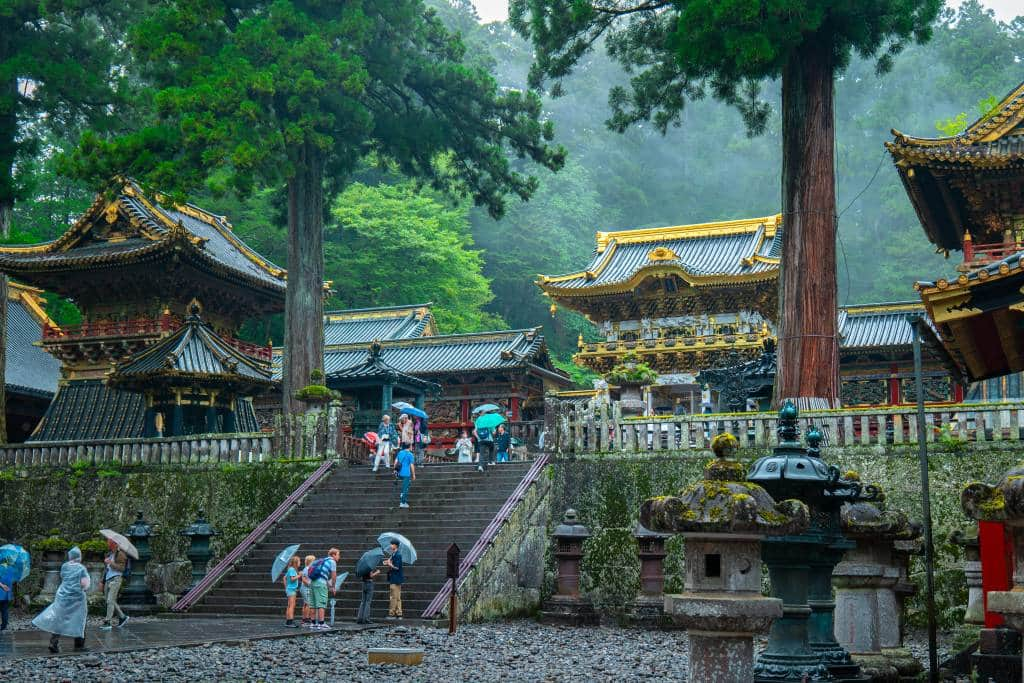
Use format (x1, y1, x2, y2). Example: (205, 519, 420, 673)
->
(605, 353, 658, 385)
(77, 539, 109, 555)
(552, 358, 599, 389)
(32, 535, 72, 553)
(293, 385, 336, 402)
(935, 94, 1003, 136)
(328, 181, 504, 332)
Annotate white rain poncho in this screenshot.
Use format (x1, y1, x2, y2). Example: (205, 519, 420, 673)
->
(32, 547, 89, 638)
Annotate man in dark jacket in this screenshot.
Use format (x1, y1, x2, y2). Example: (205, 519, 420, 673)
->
(494, 423, 512, 463)
(384, 539, 403, 619)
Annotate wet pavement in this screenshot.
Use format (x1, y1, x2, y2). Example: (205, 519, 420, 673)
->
(0, 616, 379, 659)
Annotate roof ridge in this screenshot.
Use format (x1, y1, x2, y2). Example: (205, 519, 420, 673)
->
(889, 79, 1024, 147)
(325, 302, 434, 316)
(321, 327, 539, 351)
(593, 214, 782, 252)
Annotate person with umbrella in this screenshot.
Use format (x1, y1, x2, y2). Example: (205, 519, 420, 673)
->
(33, 547, 90, 653)
(354, 548, 383, 625)
(473, 411, 505, 472)
(0, 543, 29, 632)
(100, 536, 131, 630)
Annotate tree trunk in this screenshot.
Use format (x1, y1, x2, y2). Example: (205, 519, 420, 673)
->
(0, 70, 16, 239)
(775, 39, 840, 409)
(0, 275, 8, 443)
(282, 141, 326, 417)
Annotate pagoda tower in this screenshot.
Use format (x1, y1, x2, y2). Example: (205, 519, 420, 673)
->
(0, 180, 286, 440)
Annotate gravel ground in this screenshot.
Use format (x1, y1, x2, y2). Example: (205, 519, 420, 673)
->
(0, 618, 973, 682)
(1, 622, 686, 682)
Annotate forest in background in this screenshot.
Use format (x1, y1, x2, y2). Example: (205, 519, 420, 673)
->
(7, 0, 1024, 380)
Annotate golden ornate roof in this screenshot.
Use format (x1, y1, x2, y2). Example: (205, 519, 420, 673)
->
(538, 214, 782, 298)
(7, 280, 56, 330)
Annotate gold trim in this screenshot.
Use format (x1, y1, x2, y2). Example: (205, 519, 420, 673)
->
(890, 81, 1024, 148)
(7, 280, 58, 329)
(841, 302, 922, 315)
(540, 264, 778, 297)
(594, 214, 781, 252)
(648, 246, 677, 262)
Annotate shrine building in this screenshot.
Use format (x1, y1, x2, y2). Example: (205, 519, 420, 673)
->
(890, 80, 1024, 392)
(0, 181, 284, 440)
(540, 216, 961, 411)
(5, 282, 61, 441)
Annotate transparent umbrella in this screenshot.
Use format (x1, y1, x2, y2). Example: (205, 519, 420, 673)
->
(377, 532, 417, 565)
(270, 543, 301, 582)
(99, 529, 139, 560)
(472, 403, 501, 415)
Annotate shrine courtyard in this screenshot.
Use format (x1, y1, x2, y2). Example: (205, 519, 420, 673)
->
(0, 617, 959, 682)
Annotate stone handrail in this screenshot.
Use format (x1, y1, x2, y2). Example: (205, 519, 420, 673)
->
(550, 401, 1024, 454)
(0, 432, 275, 466)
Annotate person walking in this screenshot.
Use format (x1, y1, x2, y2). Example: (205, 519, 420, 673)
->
(0, 562, 15, 631)
(454, 429, 474, 464)
(355, 565, 380, 625)
(384, 539, 404, 620)
(474, 423, 495, 472)
(494, 423, 512, 463)
(398, 414, 414, 449)
(373, 414, 397, 472)
(395, 446, 416, 509)
(33, 547, 90, 653)
(100, 538, 129, 630)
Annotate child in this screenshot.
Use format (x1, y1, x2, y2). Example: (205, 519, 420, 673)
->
(299, 555, 315, 627)
(454, 429, 474, 464)
(283, 555, 301, 627)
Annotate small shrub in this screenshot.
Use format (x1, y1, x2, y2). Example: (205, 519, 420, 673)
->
(33, 535, 72, 553)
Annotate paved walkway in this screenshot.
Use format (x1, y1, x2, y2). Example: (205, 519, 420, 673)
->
(0, 617, 380, 660)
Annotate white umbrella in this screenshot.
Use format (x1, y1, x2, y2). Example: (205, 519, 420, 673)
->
(99, 529, 139, 560)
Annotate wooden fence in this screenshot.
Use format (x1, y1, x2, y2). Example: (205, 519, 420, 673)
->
(550, 401, 1024, 454)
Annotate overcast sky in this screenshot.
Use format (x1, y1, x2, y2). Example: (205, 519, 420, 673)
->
(470, 0, 1021, 24)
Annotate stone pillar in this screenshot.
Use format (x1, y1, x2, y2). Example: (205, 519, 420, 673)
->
(950, 528, 985, 625)
(630, 523, 671, 625)
(181, 512, 218, 591)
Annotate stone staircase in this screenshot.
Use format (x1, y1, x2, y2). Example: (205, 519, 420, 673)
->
(188, 461, 534, 621)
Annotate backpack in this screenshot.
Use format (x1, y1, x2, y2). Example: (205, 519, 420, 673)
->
(308, 558, 331, 581)
(122, 557, 132, 581)
(477, 427, 493, 442)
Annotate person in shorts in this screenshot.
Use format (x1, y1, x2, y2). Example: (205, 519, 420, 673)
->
(283, 555, 301, 627)
(299, 555, 314, 626)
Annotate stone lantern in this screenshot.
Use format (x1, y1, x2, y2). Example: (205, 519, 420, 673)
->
(949, 527, 985, 625)
(540, 509, 598, 625)
(747, 402, 872, 682)
(552, 509, 589, 596)
(833, 496, 923, 681)
(181, 511, 218, 590)
(641, 432, 809, 683)
(961, 466, 1024, 681)
(122, 511, 155, 607)
(630, 522, 672, 625)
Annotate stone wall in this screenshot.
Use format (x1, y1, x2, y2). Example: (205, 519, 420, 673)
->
(447, 473, 552, 622)
(547, 444, 1023, 628)
(0, 460, 319, 605)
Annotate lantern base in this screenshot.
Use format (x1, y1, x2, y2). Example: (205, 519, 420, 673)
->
(538, 595, 599, 626)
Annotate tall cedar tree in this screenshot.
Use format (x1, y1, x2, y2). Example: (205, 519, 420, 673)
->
(68, 1, 564, 414)
(511, 0, 941, 407)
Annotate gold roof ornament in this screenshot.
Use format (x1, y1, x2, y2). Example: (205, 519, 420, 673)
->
(104, 203, 119, 225)
(648, 246, 678, 262)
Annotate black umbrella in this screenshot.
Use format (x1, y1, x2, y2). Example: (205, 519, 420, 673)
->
(355, 548, 385, 576)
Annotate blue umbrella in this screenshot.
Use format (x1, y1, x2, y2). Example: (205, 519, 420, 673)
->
(474, 412, 506, 431)
(472, 403, 501, 415)
(356, 548, 385, 577)
(0, 544, 29, 581)
(378, 532, 417, 565)
(334, 571, 349, 591)
(400, 406, 428, 420)
(270, 543, 300, 582)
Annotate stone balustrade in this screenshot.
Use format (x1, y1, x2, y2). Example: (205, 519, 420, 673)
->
(0, 433, 275, 466)
(547, 399, 1024, 454)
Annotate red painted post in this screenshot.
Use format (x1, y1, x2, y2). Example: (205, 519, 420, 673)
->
(980, 520, 1014, 628)
(510, 396, 521, 422)
(888, 364, 901, 405)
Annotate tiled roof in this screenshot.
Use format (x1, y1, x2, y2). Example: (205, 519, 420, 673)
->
(111, 310, 271, 386)
(0, 181, 287, 293)
(29, 380, 258, 442)
(328, 343, 441, 393)
(538, 215, 781, 294)
(271, 328, 568, 384)
(6, 285, 59, 398)
(323, 304, 434, 345)
(838, 303, 923, 350)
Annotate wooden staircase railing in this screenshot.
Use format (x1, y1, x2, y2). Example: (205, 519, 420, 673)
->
(172, 458, 335, 612)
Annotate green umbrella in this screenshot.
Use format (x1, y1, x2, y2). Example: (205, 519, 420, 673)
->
(474, 413, 506, 430)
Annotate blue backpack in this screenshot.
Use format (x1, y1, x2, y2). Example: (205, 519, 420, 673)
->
(477, 427, 493, 442)
(308, 558, 331, 581)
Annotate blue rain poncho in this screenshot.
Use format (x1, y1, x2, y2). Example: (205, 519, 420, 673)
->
(32, 547, 90, 638)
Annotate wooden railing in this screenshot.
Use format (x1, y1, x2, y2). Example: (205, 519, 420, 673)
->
(964, 238, 1024, 267)
(550, 401, 1024, 454)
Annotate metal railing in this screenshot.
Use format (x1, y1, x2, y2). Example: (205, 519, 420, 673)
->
(421, 453, 550, 619)
(172, 459, 335, 612)
(550, 401, 1024, 454)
